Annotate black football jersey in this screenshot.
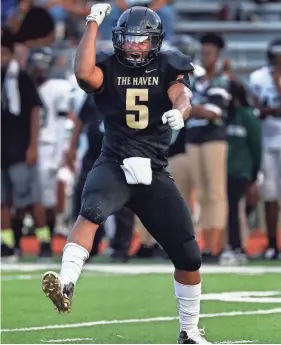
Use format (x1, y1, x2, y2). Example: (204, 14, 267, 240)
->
(93, 50, 194, 169)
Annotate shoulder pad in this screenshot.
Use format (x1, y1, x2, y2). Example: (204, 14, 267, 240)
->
(166, 50, 195, 74)
(96, 51, 113, 64)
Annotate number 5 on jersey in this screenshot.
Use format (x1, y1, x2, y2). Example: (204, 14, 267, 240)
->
(126, 89, 149, 129)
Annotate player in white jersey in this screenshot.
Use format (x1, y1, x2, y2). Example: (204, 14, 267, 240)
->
(249, 38, 281, 260)
(27, 47, 72, 255)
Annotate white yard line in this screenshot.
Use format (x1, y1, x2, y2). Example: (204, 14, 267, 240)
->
(1, 263, 281, 274)
(2, 308, 281, 333)
(1, 274, 43, 281)
(1, 272, 104, 281)
(216, 341, 254, 344)
(43, 338, 92, 343)
(42, 338, 255, 344)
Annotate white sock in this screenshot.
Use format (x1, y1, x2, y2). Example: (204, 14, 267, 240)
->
(60, 243, 89, 285)
(174, 279, 201, 336)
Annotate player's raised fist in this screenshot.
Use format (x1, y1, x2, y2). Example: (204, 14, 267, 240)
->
(86, 3, 112, 26)
(162, 109, 184, 130)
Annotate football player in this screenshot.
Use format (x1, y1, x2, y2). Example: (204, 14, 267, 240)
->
(27, 47, 72, 257)
(41, 4, 210, 344)
(249, 38, 281, 260)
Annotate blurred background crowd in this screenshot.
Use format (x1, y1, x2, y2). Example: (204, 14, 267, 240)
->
(1, 0, 281, 265)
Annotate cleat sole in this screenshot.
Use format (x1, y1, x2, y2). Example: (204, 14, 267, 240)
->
(42, 271, 71, 313)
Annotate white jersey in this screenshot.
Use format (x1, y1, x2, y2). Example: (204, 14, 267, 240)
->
(249, 66, 281, 149)
(38, 78, 72, 170)
(67, 74, 90, 170)
(67, 73, 87, 115)
(39, 78, 72, 144)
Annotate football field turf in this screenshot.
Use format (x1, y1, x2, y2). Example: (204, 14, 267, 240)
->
(1, 263, 281, 344)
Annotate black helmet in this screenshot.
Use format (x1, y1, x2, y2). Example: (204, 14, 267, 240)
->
(27, 46, 54, 81)
(112, 6, 165, 68)
(171, 35, 199, 60)
(267, 38, 281, 65)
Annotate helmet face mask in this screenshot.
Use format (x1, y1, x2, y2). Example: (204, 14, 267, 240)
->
(112, 7, 165, 68)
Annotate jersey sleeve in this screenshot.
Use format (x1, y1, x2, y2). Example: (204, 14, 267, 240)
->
(249, 71, 262, 99)
(21, 71, 43, 110)
(96, 51, 111, 70)
(68, 75, 88, 115)
(86, 51, 111, 94)
(166, 50, 195, 89)
(78, 95, 95, 125)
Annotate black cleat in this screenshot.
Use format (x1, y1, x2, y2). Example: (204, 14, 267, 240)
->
(110, 250, 129, 263)
(178, 331, 197, 344)
(133, 244, 155, 258)
(38, 242, 53, 261)
(1, 244, 18, 263)
(42, 271, 74, 314)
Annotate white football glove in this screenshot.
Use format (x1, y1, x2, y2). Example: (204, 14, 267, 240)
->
(162, 109, 184, 130)
(86, 3, 112, 26)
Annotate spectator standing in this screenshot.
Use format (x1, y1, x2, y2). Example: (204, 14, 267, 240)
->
(220, 80, 262, 265)
(186, 33, 230, 262)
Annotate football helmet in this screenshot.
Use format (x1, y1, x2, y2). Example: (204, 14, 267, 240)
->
(267, 38, 281, 65)
(27, 47, 54, 82)
(112, 6, 165, 68)
(171, 35, 199, 60)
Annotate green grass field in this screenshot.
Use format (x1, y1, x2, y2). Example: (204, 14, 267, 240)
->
(1, 263, 281, 344)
